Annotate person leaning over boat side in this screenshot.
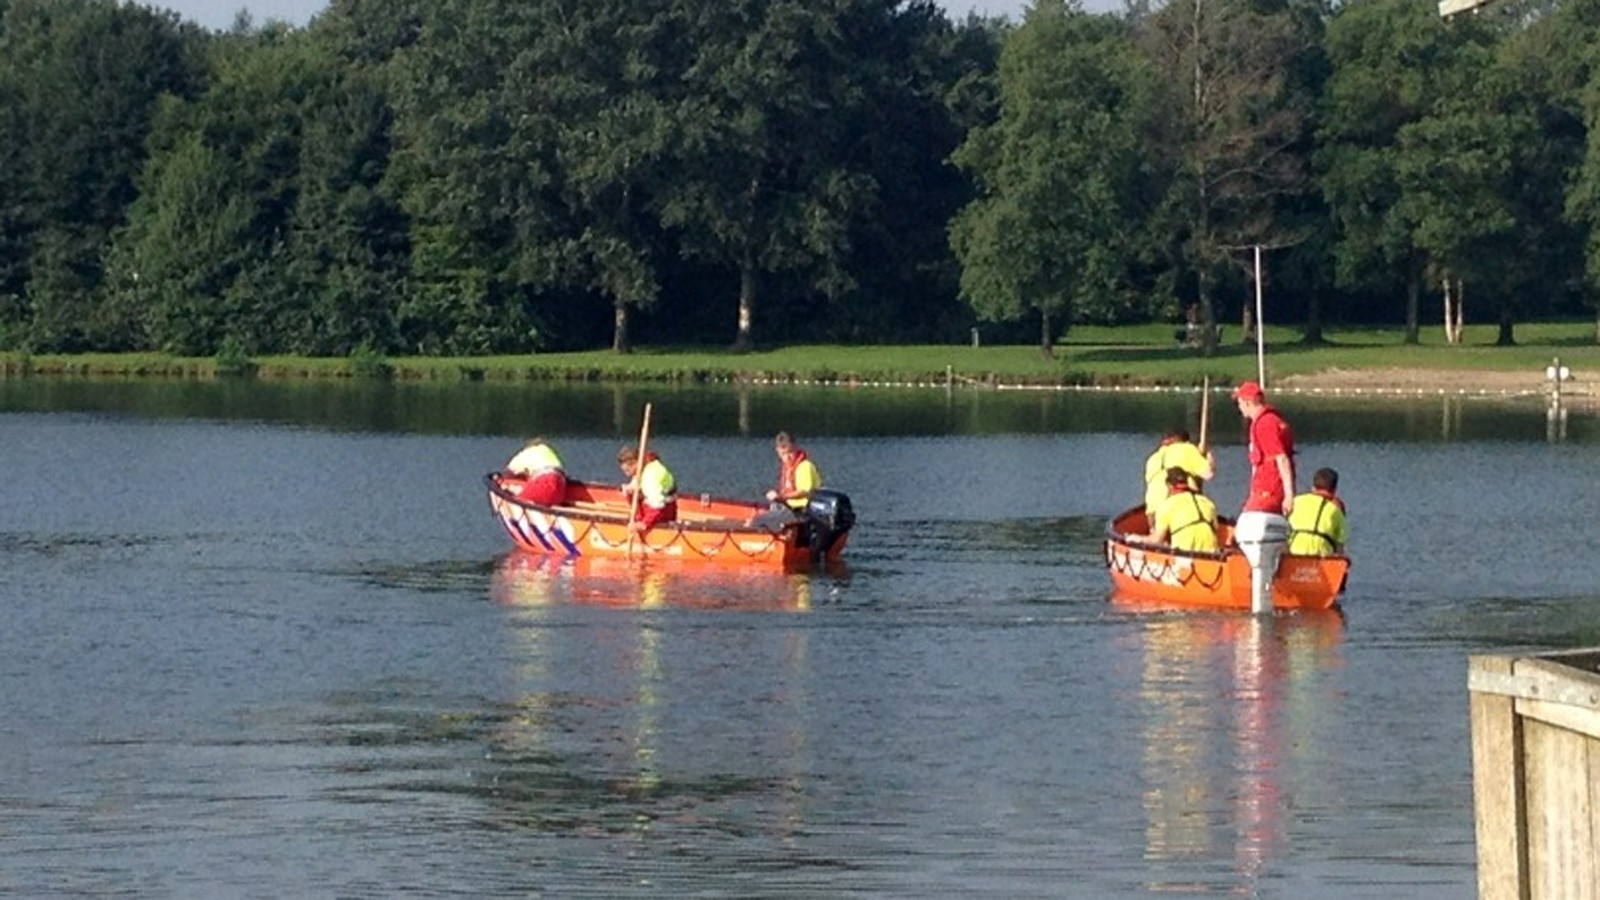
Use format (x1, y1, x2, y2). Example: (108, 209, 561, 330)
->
(1288, 467, 1347, 556)
(504, 437, 567, 506)
(1142, 427, 1214, 520)
(618, 446, 677, 534)
(1233, 380, 1295, 611)
(1137, 466, 1220, 553)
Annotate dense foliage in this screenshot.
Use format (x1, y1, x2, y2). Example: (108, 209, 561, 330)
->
(1, 0, 1598, 358)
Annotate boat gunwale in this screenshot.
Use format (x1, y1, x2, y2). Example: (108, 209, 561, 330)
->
(485, 473, 799, 538)
(1104, 505, 1350, 568)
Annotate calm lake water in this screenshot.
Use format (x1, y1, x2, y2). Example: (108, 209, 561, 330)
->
(3, 379, 1598, 897)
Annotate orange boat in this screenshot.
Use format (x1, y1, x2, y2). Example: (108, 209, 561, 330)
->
(485, 475, 854, 570)
(1104, 506, 1348, 611)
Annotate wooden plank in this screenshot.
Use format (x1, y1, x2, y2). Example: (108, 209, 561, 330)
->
(1471, 655, 1531, 900)
(1523, 719, 1597, 900)
(1517, 696, 1600, 742)
(1470, 657, 1600, 719)
(1590, 740, 1600, 899)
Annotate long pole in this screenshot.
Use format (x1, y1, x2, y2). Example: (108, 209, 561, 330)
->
(627, 402, 653, 559)
(1198, 375, 1211, 453)
(1254, 245, 1267, 388)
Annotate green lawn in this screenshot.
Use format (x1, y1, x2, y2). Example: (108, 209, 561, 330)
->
(4, 320, 1597, 386)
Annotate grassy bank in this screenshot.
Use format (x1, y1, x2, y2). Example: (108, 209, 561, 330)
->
(4, 320, 1597, 386)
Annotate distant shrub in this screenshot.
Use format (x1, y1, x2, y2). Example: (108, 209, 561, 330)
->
(349, 343, 393, 380)
(214, 338, 256, 378)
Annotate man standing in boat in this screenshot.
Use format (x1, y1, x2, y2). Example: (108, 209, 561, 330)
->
(1142, 428, 1214, 520)
(504, 437, 567, 506)
(1233, 380, 1295, 613)
(618, 446, 677, 533)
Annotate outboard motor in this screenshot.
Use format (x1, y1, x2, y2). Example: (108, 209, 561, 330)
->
(802, 489, 856, 560)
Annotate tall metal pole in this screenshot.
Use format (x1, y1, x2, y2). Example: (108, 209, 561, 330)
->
(1254, 245, 1266, 388)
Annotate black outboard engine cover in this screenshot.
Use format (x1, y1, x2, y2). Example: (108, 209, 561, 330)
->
(802, 489, 855, 559)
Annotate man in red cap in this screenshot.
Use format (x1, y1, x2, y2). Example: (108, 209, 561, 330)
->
(1232, 379, 1295, 612)
(1234, 380, 1295, 515)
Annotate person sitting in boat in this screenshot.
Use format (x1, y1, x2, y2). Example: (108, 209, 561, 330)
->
(1135, 466, 1220, 553)
(1288, 467, 1348, 556)
(618, 446, 677, 533)
(1143, 427, 1214, 520)
(751, 431, 822, 528)
(504, 437, 567, 506)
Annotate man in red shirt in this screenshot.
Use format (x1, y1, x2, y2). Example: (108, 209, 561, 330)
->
(1233, 380, 1295, 613)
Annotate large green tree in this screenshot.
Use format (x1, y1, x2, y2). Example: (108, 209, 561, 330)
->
(1394, 5, 1582, 346)
(381, 0, 552, 355)
(1549, 0, 1600, 339)
(1138, 0, 1316, 356)
(656, 0, 893, 352)
(950, 1, 1156, 356)
(0, 0, 198, 351)
(105, 26, 322, 355)
(1319, 0, 1454, 344)
(506, 0, 682, 354)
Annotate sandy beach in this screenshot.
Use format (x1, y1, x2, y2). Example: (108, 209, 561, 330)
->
(1276, 366, 1595, 402)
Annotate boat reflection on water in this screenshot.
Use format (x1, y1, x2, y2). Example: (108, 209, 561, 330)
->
(490, 552, 848, 611)
(1130, 609, 1345, 894)
(479, 552, 828, 849)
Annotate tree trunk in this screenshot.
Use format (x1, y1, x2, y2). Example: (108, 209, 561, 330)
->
(1404, 278, 1420, 345)
(611, 300, 631, 354)
(731, 263, 756, 353)
(1039, 310, 1055, 358)
(1302, 291, 1324, 344)
(1496, 301, 1515, 346)
(1198, 271, 1218, 357)
(1446, 277, 1459, 342)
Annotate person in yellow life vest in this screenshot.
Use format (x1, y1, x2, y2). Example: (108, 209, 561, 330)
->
(1143, 428, 1215, 519)
(504, 437, 567, 506)
(1288, 467, 1347, 556)
(618, 446, 677, 534)
(750, 431, 824, 529)
(766, 431, 822, 511)
(1137, 466, 1220, 553)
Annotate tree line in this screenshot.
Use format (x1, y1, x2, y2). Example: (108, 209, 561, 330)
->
(1, 0, 1598, 359)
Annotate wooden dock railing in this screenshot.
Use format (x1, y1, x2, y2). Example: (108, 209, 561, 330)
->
(1469, 649, 1600, 900)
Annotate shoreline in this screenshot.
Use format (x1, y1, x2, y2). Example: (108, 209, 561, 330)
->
(3, 356, 1594, 402)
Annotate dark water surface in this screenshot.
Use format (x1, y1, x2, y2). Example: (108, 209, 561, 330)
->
(4, 380, 1598, 897)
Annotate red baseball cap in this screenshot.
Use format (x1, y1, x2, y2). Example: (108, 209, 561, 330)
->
(1232, 380, 1265, 401)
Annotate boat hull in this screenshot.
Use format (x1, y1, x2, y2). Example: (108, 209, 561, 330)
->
(1104, 507, 1347, 611)
(486, 475, 847, 570)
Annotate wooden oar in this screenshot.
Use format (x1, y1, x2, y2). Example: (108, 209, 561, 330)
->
(1198, 375, 1211, 453)
(626, 402, 653, 559)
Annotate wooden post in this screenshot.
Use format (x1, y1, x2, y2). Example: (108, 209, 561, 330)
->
(626, 402, 653, 559)
(1469, 654, 1531, 900)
